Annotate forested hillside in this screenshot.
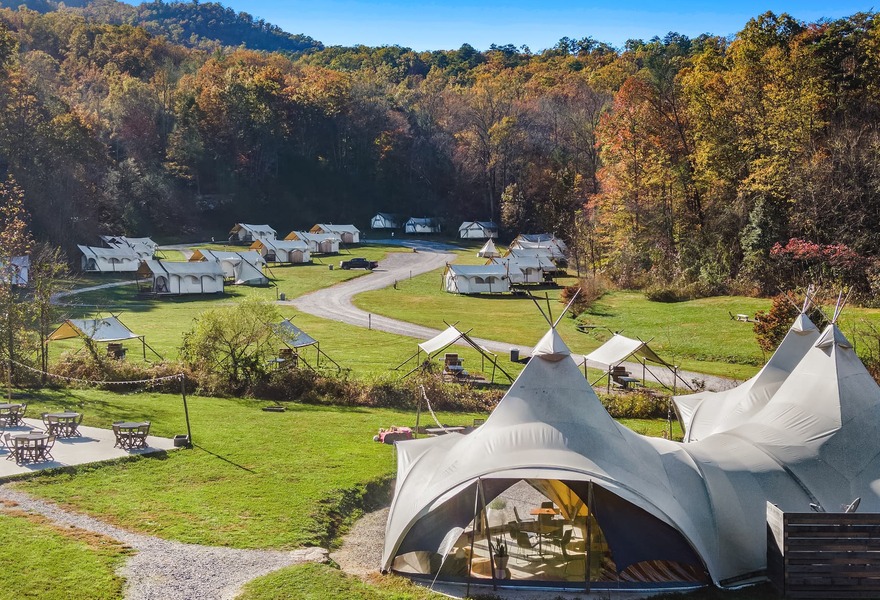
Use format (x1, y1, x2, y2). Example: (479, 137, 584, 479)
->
(0, 0, 321, 52)
(0, 4, 878, 300)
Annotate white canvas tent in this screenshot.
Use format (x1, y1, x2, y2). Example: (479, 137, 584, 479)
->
(476, 239, 500, 258)
(78, 245, 141, 272)
(284, 231, 340, 254)
(137, 260, 224, 295)
(396, 325, 513, 383)
(491, 250, 556, 284)
(383, 320, 880, 589)
(250, 239, 312, 264)
(459, 221, 498, 239)
(229, 223, 276, 243)
(371, 213, 399, 229)
(673, 313, 820, 442)
(310, 224, 360, 244)
(189, 249, 268, 285)
(48, 315, 162, 360)
(405, 218, 441, 234)
(443, 264, 509, 295)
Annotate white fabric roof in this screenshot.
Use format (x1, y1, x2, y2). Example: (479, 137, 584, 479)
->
(276, 319, 319, 348)
(287, 231, 339, 243)
(233, 223, 276, 236)
(418, 325, 466, 355)
(78, 245, 139, 260)
(257, 239, 309, 252)
(140, 260, 224, 276)
(314, 224, 360, 234)
(445, 264, 508, 278)
(384, 320, 880, 586)
(192, 249, 266, 265)
(49, 316, 140, 342)
(674, 313, 819, 442)
(584, 334, 670, 369)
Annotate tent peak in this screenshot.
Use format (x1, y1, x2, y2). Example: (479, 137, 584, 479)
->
(532, 328, 570, 361)
(815, 323, 853, 350)
(791, 312, 818, 334)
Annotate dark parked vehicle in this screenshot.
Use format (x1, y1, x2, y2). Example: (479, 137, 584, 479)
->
(339, 257, 378, 270)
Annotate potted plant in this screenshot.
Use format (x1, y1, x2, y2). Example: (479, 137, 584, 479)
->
(487, 497, 507, 528)
(492, 536, 509, 578)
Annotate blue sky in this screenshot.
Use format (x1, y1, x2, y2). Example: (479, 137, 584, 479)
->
(169, 1, 874, 51)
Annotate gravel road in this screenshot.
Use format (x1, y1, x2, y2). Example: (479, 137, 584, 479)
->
(290, 249, 735, 392)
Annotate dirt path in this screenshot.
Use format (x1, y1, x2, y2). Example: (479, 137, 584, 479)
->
(0, 487, 327, 600)
(290, 249, 735, 392)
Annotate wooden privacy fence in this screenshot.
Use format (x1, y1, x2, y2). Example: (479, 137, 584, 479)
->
(768, 502, 880, 598)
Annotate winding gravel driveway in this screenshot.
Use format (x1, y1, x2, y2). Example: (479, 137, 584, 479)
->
(290, 248, 734, 392)
(0, 487, 328, 599)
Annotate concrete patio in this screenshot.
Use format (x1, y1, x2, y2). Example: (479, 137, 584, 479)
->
(0, 418, 178, 478)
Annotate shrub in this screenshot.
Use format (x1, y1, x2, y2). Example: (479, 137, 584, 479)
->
(599, 390, 668, 419)
(753, 291, 830, 354)
(560, 275, 608, 316)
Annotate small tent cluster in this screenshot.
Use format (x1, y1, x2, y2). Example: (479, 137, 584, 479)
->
(100, 236, 157, 259)
(509, 234, 568, 261)
(490, 249, 557, 284)
(383, 306, 880, 592)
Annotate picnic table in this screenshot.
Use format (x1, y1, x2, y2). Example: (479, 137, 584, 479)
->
(43, 412, 83, 437)
(616, 376, 643, 390)
(112, 421, 151, 450)
(7, 432, 53, 464)
(0, 403, 25, 427)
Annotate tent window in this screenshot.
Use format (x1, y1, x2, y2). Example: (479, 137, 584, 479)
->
(391, 479, 707, 589)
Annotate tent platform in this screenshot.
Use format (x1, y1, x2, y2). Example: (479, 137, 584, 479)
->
(0, 418, 178, 479)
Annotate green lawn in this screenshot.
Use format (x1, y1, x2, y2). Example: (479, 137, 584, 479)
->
(0, 509, 128, 599)
(10, 387, 483, 549)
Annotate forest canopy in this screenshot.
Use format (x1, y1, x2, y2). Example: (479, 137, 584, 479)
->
(0, 2, 879, 300)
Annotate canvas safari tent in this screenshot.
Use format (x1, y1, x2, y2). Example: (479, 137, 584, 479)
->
(310, 224, 360, 244)
(444, 264, 510, 295)
(250, 239, 312, 264)
(383, 315, 880, 591)
(189, 249, 268, 286)
(284, 231, 340, 254)
(405, 218, 441, 234)
(48, 315, 161, 360)
(78, 245, 141, 272)
(459, 221, 499, 239)
(137, 260, 225, 295)
(371, 213, 399, 229)
(491, 249, 557, 284)
(477, 239, 501, 258)
(229, 223, 276, 243)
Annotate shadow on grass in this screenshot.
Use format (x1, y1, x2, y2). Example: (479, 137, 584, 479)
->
(193, 444, 256, 473)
